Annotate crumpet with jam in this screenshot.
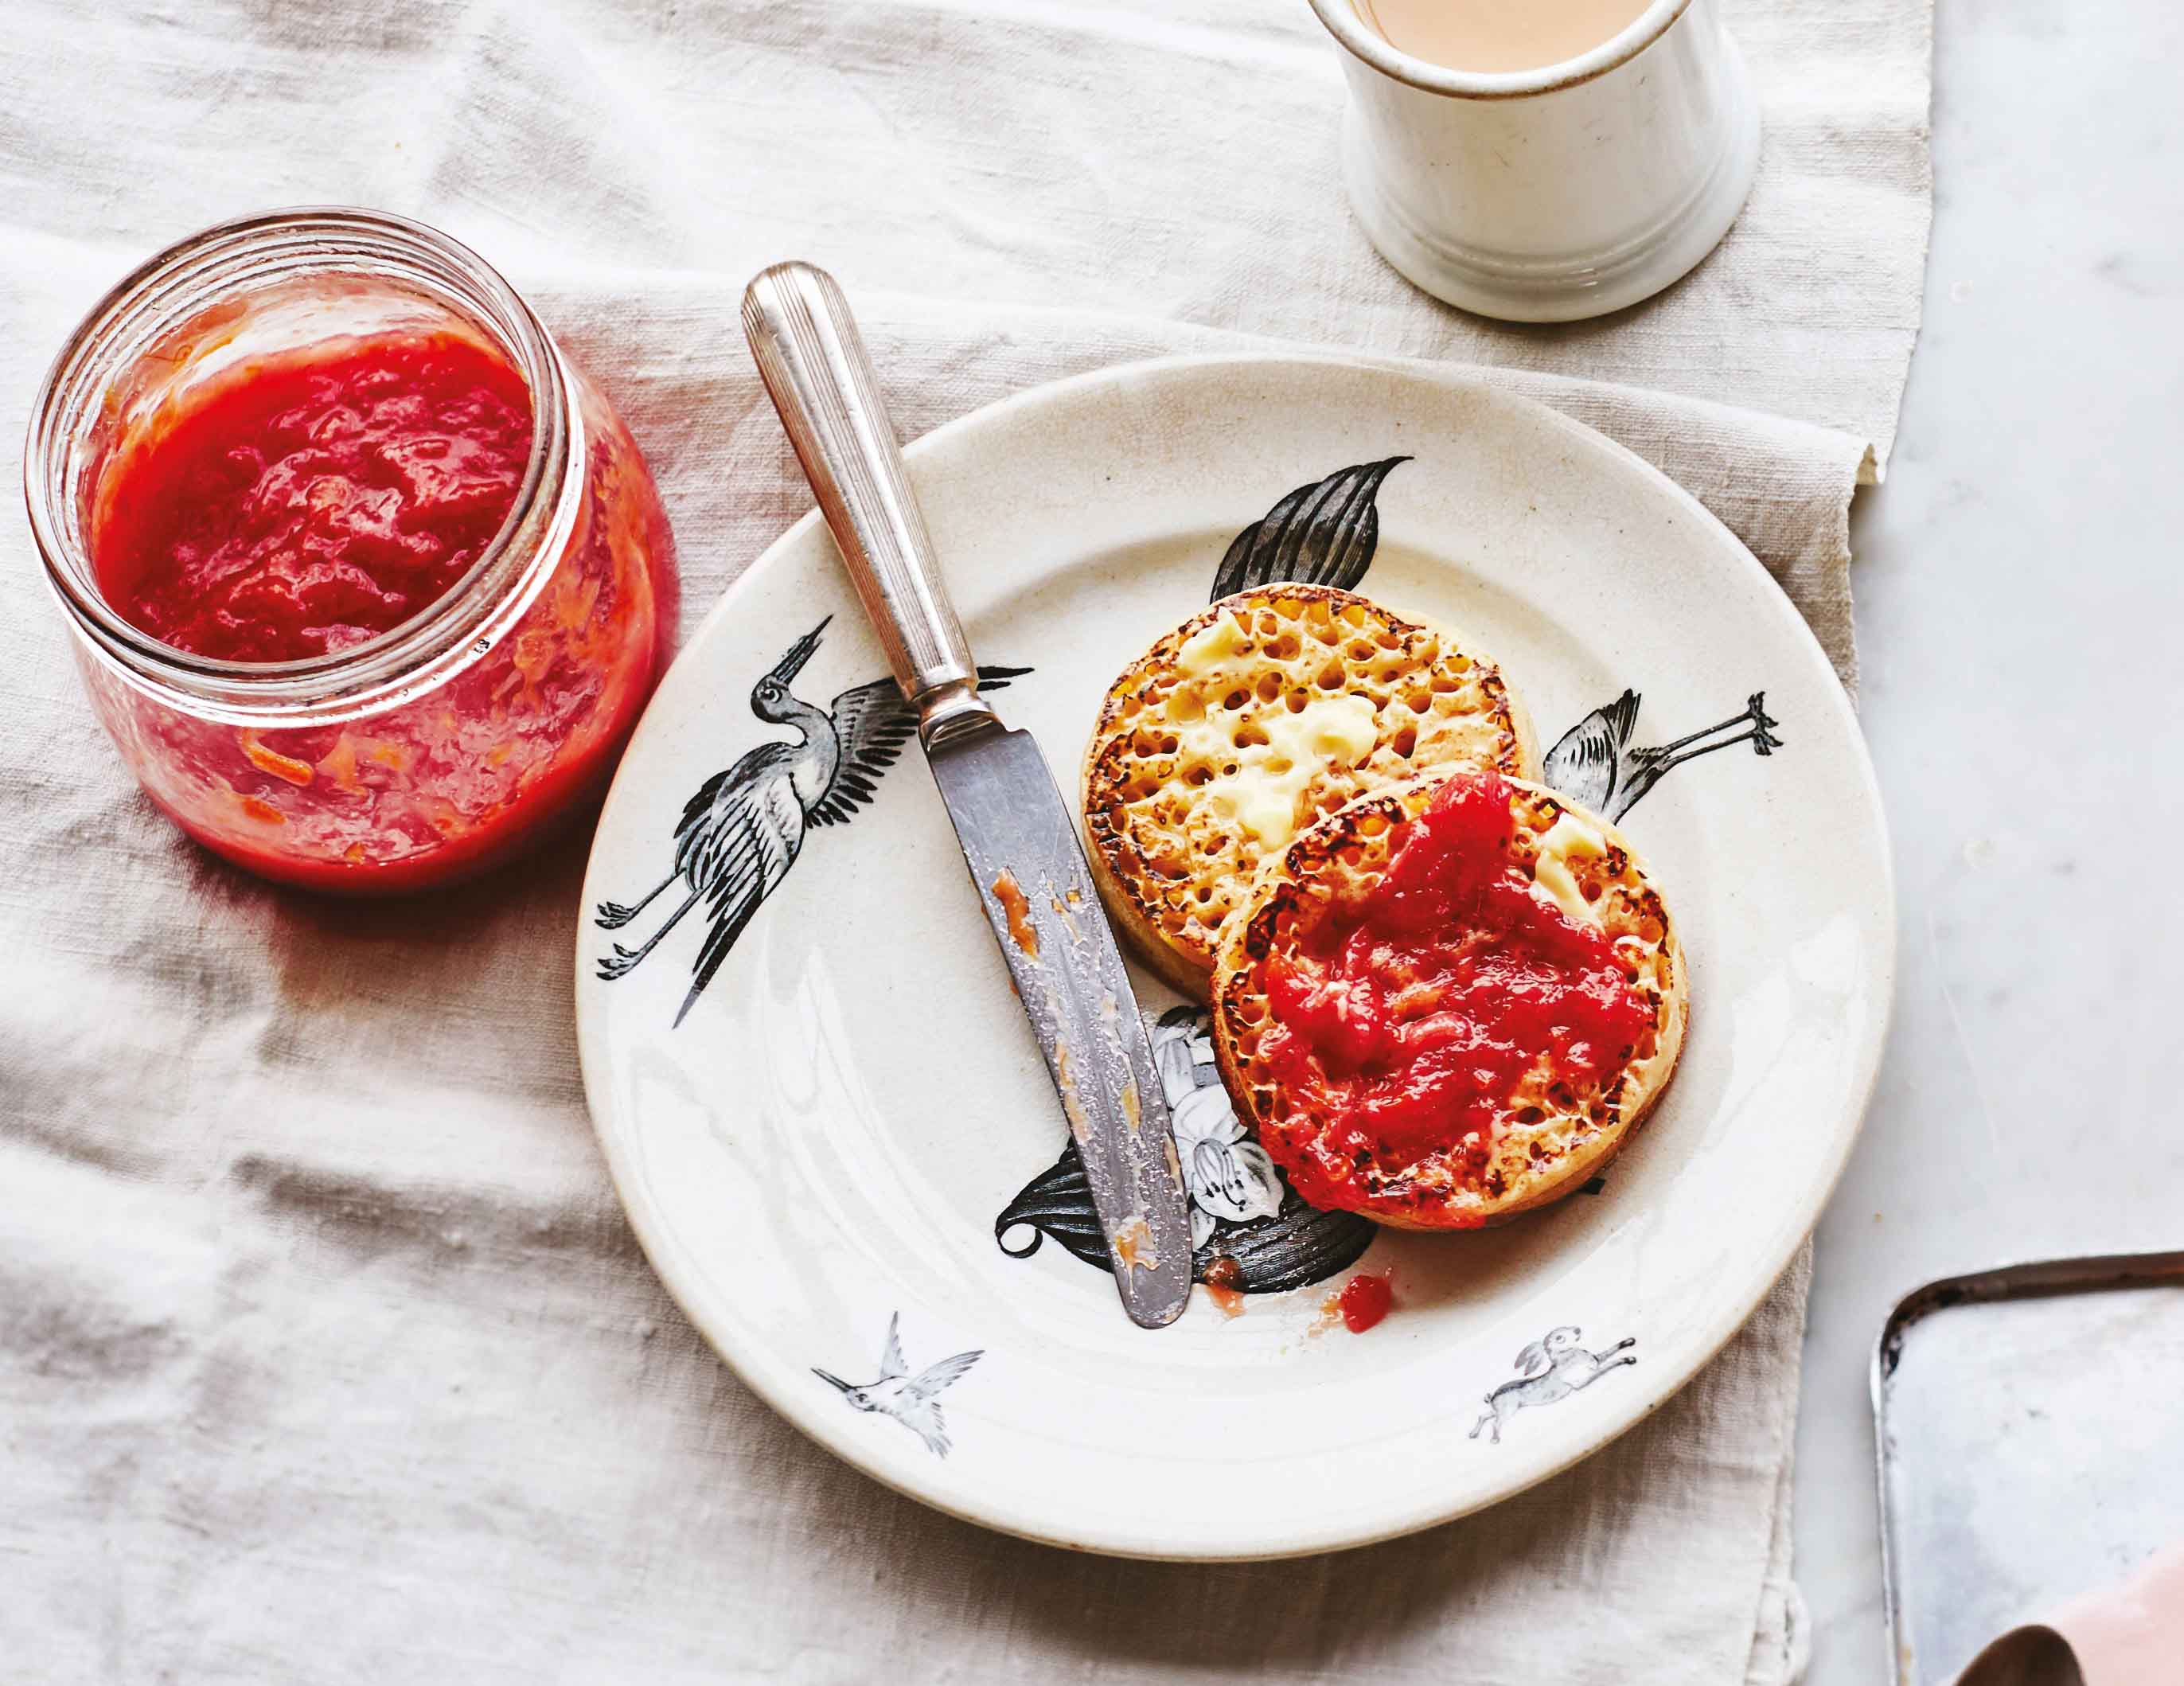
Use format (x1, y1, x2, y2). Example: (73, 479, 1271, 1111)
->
(1209, 767, 1687, 1230)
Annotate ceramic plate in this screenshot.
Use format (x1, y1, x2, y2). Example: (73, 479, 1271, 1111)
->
(574, 355, 1893, 1560)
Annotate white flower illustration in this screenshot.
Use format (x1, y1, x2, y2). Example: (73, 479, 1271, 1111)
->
(1149, 1009, 1285, 1251)
(1169, 1085, 1285, 1250)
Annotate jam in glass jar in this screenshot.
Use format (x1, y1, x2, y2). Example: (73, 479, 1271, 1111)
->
(24, 208, 677, 892)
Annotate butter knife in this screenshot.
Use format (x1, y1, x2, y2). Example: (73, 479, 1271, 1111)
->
(742, 262, 1192, 1329)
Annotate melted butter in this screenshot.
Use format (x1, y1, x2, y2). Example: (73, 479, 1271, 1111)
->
(1176, 611, 1249, 675)
(1531, 816, 1608, 928)
(1110, 1216, 1158, 1274)
(1539, 810, 1608, 859)
(1055, 1043, 1090, 1143)
(1202, 693, 1380, 848)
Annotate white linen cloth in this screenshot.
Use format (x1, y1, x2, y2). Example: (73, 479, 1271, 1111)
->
(0, 2, 1929, 1681)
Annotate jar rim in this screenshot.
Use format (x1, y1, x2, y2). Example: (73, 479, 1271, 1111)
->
(21, 205, 579, 714)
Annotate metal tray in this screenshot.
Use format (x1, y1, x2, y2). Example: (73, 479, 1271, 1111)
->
(1872, 1249, 2184, 1685)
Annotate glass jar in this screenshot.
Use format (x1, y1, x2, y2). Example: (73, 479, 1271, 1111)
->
(23, 208, 677, 892)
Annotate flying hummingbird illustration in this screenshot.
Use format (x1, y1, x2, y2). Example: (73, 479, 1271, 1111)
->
(813, 1313, 984, 1459)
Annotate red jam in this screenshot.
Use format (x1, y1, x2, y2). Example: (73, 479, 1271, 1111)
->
(76, 329, 674, 892)
(1337, 1271, 1394, 1333)
(1202, 1254, 1246, 1318)
(96, 334, 531, 662)
(1262, 771, 1651, 1208)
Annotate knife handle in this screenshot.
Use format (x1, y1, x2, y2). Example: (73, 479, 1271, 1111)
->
(742, 263, 992, 743)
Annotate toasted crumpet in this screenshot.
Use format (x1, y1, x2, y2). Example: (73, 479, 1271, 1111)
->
(1210, 770, 1687, 1230)
(1081, 586, 1535, 997)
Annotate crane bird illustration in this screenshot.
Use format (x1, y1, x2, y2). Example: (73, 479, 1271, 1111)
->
(592, 617, 1028, 1026)
(1542, 690, 1782, 822)
(813, 1313, 983, 1458)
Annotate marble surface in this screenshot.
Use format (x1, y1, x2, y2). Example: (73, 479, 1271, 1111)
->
(1798, 0, 2184, 1679)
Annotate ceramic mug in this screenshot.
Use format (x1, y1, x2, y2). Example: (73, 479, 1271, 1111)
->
(1307, 0, 1761, 322)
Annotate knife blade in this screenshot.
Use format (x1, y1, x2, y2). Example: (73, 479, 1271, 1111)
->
(742, 260, 1193, 1329)
(926, 720, 1194, 1327)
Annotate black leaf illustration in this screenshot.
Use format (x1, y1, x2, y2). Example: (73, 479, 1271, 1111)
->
(1210, 456, 1409, 601)
(994, 1144, 1112, 1270)
(996, 1139, 1373, 1294)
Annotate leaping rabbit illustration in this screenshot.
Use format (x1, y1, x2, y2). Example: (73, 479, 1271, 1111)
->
(1469, 1326, 1637, 1444)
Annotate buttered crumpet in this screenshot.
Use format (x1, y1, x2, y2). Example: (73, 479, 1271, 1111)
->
(1211, 767, 1686, 1230)
(1081, 586, 1535, 996)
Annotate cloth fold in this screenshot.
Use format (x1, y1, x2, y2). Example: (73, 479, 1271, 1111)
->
(0, 2, 1928, 1681)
